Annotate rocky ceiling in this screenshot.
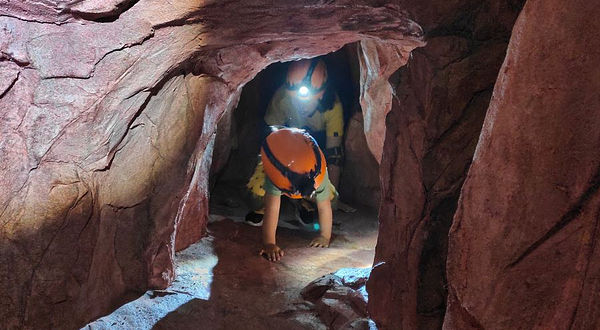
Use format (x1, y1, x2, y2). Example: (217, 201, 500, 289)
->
(1, 0, 599, 330)
(0, 1, 423, 329)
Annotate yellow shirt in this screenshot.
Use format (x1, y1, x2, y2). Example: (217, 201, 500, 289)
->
(264, 86, 344, 139)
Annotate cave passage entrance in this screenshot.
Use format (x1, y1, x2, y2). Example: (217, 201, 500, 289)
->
(207, 42, 381, 263)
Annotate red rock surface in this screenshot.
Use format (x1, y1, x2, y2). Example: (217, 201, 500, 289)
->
(366, 1, 524, 329)
(358, 39, 414, 163)
(302, 268, 372, 329)
(0, 2, 423, 329)
(8, 1, 593, 329)
(444, 0, 600, 329)
(339, 112, 381, 209)
(83, 200, 380, 330)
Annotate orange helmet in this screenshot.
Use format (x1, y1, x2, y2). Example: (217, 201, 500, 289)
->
(285, 59, 328, 101)
(261, 127, 327, 199)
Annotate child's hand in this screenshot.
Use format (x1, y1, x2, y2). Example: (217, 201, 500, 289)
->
(259, 243, 284, 262)
(309, 236, 330, 248)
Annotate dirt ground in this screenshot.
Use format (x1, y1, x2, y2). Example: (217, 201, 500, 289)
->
(83, 187, 378, 330)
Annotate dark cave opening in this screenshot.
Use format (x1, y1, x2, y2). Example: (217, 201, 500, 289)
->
(203, 41, 463, 330)
(199, 43, 385, 327)
(208, 43, 381, 220)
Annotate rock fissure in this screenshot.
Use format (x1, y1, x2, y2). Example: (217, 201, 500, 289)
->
(0, 13, 67, 25)
(87, 29, 156, 80)
(75, 193, 95, 242)
(507, 165, 600, 269)
(0, 55, 30, 68)
(0, 69, 19, 99)
(106, 200, 146, 211)
(92, 72, 181, 173)
(425, 88, 493, 192)
(0, 172, 34, 224)
(427, 137, 476, 195)
(567, 195, 600, 330)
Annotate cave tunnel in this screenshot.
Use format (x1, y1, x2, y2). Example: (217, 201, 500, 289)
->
(197, 45, 383, 329)
(209, 44, 381, 211)
(1, 1, 600, 330)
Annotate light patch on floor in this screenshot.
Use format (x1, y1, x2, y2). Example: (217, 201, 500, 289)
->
(82, 198, 378, 330)
(81, 239, 218, 330)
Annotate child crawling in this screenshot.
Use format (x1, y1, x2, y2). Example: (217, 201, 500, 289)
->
(249, 127, 336, 262)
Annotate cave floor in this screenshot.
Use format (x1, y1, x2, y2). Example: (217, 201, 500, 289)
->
(83, 187, 378, 330)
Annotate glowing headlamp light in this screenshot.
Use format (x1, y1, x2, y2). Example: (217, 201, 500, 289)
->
(298, 86, 310, 97)
(286, 59, 327, 101)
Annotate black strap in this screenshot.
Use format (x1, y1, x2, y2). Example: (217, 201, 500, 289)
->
(301, 59, 319, 87)
(285, 59, 327, 93)
(325, 147, 343, 157)
(326, 156, 343, 167)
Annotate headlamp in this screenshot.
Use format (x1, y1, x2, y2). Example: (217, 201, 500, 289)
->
(298, 86, 310, 96)
(285, 59, 327, 101)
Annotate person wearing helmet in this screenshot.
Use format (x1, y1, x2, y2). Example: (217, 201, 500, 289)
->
(265, 58, 344, 186)
(245, 58, 344, 226)
(258, 128, 334, 261)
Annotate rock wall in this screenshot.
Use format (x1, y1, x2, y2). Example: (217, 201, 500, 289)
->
(444, 0, 600, 329)
(366, 1, 525, 329)
(6, 1, 589, 329)
(339, 111, 381, 208)
(0, 1, 423, 329)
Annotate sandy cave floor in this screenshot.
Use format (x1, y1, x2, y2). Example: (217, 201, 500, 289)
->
(82, 186, 378, 330)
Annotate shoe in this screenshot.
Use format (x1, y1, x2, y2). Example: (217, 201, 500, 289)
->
(295, 206, 317, 226)
(244, 212, 263, 227)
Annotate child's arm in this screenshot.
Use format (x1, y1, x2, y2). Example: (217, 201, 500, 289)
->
(259, 193, 284, 261)
(309, 198, 332, 248)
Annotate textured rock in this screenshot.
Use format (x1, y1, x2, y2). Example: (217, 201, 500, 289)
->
(0, 0, 135, 23)
(444, 0, 600, 329)
(302, 268, 372, 330)
(358, 39, 410, 163)
(340, 112, 381, 208)
(317, 298, 363, 330)
(341, 318, 377, 330)
(302, 274, 345, 302)
(334, 267, 371, 289)
(0, 1, 424, 329)
(0, 62, 20, 97)
(366, 1, 524, 329)
(84, 208, 379, 330)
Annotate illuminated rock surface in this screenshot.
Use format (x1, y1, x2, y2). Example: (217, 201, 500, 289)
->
(2, 0, 598, 329)
(0, 1, 422, 329)
(84, 203, 378, 330)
